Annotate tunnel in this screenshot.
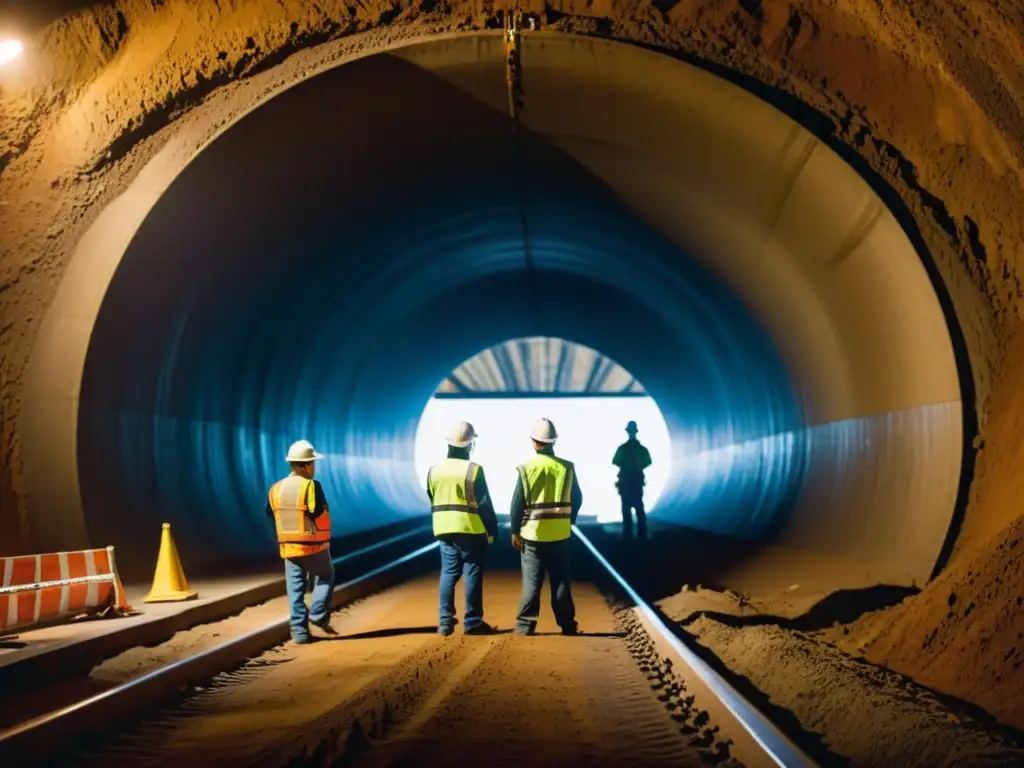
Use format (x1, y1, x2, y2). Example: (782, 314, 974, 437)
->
(22, 32, 964, 586)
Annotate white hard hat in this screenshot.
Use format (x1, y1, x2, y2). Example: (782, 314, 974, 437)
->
(446, 421, 478, 448)
(530, 417, 558, 444)
(285, 439, 323, 463)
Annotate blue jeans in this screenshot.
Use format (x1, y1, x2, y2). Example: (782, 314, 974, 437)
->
(515, 539, 576, 634)
(438, 534, 489, 632)
(284, 549, 335, 642)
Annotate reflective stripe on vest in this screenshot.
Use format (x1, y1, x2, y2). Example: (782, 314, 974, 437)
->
(517, 453, 574, 542)
(269, 475, 331, 546)
(428, 458, 487, 536)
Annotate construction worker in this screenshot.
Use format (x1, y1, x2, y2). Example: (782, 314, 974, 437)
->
(426, 421, 499, 636)
(613, 420, 652, 540)
(266, 440, 336, 644)
(510, 417, 583, 635)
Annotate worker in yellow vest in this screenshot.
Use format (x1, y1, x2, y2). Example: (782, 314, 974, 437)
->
(266, 440, 336, 644)
(509, 418, 583, 635)
(426, 421, 499, 636)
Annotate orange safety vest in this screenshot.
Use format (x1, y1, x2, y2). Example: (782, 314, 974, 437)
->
(268, 474, 331, 559)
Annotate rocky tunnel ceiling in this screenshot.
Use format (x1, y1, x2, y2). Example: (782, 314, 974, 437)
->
(16, 31, 967, 586)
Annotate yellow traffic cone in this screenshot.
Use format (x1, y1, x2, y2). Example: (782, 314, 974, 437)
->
(144, 523, 198, 603)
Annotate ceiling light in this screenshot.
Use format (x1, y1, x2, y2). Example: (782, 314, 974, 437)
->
(0, 39, 24, 67)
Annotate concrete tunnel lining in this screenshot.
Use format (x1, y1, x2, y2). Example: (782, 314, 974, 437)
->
(22, 32, 962, 586)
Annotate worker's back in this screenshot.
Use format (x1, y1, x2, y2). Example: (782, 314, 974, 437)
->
(427, 457, 488, 537)
(613, 439, 650, 500)
(517, 452, 575, 543)
(613, 438, 651, 472)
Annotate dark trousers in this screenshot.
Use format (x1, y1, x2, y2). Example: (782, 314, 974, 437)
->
(621, 493, 646, 538)
(438, 534, 488, 632)
(515, 539, 576, 633)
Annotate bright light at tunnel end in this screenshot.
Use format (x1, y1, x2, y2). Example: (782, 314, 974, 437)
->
(414, 396, 672, 522)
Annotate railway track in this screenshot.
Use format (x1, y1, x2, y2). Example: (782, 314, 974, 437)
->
(0, 528, 817, 768)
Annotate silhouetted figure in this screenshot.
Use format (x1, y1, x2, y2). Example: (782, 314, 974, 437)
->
(613, 421, 652, 540)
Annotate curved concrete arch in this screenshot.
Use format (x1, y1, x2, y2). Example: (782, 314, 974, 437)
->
(23, 31, 962, 585)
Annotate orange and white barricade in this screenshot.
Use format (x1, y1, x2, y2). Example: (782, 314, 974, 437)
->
(0, 546, 133, 635)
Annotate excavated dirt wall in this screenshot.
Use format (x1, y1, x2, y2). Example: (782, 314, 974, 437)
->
(1, 0, 1023, 726)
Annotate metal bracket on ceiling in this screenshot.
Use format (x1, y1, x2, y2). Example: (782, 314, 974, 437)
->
(504, 8, 524, 123)
(503, 7, 539, 121)
(502, 6, 540, 329)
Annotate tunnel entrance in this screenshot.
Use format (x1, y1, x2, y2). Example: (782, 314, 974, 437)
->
(26, 31, 965, 591)
(413, 337, 672, 521)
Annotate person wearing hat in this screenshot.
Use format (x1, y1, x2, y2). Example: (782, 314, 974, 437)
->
(509, 417, 583, 635)
(613, 421, 652, 540)
(266, 439, 337, 644)
(426, 421, 499, 636)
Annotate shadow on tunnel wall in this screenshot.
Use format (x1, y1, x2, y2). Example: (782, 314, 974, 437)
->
(77, 51, 806, 578)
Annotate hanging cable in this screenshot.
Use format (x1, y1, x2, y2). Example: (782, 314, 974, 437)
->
(504, 8, 541, 335)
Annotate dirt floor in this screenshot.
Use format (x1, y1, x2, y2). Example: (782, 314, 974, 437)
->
(59, 571, 718, 768)
(3, 537, 1018, 768)
(823, 512, 1024, 732)
(675, 610, 1024, 768)
(2, 0, 1024, 749)
(588, 526, 1024, 765)
(0, 590, 294, 730)
(656, 574, 1024, 767)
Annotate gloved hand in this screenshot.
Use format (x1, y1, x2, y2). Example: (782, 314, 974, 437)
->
(511, 533, 523, 552)
(487, 535, 495, 545)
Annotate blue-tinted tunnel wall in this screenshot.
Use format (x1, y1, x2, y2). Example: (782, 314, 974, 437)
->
(78, 52, 805, 575)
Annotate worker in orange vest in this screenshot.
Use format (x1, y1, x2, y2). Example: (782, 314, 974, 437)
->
(267, 440, 336, 644)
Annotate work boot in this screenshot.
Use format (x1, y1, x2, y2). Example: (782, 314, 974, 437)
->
(561, 623, 580, 636)
(438, 625, 455, 637)
(293, 634, 313, 645)
(311, 618, 338, 637)
(464, 621, 497, 635)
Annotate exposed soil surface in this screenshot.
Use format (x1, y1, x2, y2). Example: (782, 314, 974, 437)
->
(592, 526, 1024, 764)
(60, 572, 718, 767)
(0, 590, 292, 730)
(2, 542, 1021, 767)
(678, 610, 1024, 768)
(3, 0, 1024, 556)
(823, 512, 1024, 732)
(2, 0, 1024, 750)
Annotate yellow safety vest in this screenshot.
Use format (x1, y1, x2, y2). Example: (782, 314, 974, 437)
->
(428, 458, 487, 536)
(268, 475, 331, 559)
(517, 453, 574, 542)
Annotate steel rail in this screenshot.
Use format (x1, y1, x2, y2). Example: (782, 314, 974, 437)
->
(5, 524, 819, 767)
(329, 524, 431, 565)
(573, 526, 820, 768)
(0, 540, 440, 764)
(0, 524, 435, 694)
